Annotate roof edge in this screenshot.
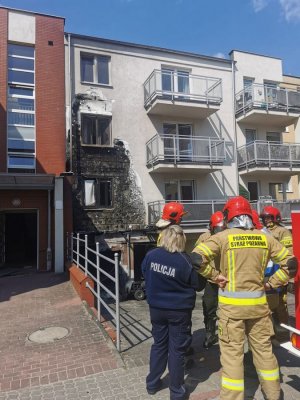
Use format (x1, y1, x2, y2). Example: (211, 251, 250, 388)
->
(229, 49, 281, 61)
(66, 32, 232, 64)
(0, 6, 65, 21)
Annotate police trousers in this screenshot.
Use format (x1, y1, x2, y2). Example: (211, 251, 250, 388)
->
(218, 311, 280, 400)
(202, 281, 218, 326)
(147, 307, 192, 400)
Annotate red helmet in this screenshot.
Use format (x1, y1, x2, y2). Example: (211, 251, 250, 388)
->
(161, 202, 187, 224)
(223, 196, 252, 222)
(251, 209, 263, 229)
(209, 211, 224, 229)
(260, 206, 282, 223)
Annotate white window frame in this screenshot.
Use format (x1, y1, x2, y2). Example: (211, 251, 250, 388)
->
(80, 52, 111, 86)
(278, 179, 293, 193)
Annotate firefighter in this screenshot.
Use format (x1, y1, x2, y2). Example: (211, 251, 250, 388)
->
(261, 206, 293, 343)
(156, 202, 187, 229)
(195, 211, 226, 348)
(190, 196, 297, 400)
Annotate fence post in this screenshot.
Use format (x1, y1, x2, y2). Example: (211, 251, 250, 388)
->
(70, 232, 73, 263)
(76, 233, 80, 268)
(114, 252, 120, 352)
(84, 234, 88, 277)
(96, 242, 101, 321)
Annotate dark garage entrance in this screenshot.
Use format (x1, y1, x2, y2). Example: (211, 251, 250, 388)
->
(0, 211, 37, 268)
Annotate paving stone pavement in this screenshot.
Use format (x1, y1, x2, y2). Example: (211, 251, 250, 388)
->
(0, 272, 299, 399)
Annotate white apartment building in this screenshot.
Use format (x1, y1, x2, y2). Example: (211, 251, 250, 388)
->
(65, 35, 300, 238)
(232, 50, 300, 210)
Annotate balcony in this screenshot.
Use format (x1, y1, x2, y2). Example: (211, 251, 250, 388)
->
(237, 141, 300, 177)
(235, 84, 300, 126)
(148, 200, 226, 228)
(144, 70, 222, 118)
(251, 198, 300, 224)
(146, 134, 226, 173)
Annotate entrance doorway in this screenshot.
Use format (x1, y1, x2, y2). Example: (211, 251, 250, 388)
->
(0, 211, 37, 268)
(247, 181, 259, 201)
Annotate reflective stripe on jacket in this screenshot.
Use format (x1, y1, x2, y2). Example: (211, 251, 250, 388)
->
(192, 227, 293, 319)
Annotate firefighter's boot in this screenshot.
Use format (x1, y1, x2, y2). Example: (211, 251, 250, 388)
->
(203, 319, 218, 349)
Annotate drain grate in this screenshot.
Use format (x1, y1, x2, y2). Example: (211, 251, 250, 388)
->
(28, 326, 69, 344)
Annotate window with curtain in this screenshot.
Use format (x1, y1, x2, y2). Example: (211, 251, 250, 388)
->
(84, 179, 112, 208)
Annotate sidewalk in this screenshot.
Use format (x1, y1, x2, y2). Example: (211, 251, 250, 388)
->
(0, 272, 299, 399)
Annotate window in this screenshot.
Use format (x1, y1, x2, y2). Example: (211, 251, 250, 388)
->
(81, 114, 111, 146)
(84, 179, 112, 208)
(163, 123, 192, 160)
(165, 180, 194, 201)
(7, 44, 35, 171)
(266, 132, 281, 143)
(81, 54, 110, 85)
(161, 68, 190, 95)
(245, 129, 256, 144)
(278, 179, 293, 193)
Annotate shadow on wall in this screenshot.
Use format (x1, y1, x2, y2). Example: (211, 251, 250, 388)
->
(208, 113, 235, 165)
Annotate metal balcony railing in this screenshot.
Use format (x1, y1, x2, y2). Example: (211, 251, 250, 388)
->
(250, 198, 300, 223)
(235, 83, 300, 115)
(146, 134, 226, 167)
(144, 69, 222, 108)
(237, 141, 300, 170)
(148, 200, 227, 227)
(148, 198, 300, 226)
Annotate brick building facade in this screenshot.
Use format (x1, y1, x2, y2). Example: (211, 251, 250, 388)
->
(0, 7, 71, 272)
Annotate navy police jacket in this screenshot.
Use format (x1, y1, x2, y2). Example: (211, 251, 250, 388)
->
(142, 248, 203, 310)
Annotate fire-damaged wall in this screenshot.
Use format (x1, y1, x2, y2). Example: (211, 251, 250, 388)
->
(71, 88, 146, 232)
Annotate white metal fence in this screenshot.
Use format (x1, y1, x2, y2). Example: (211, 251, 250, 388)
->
(146, 134, 226, 167)
(144, 69, 222, 108)
(235, 83, 300, 114)
(238, 140, 300, 169)
(67, 233, 121, 351)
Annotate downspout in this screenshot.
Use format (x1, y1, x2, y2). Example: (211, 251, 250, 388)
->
(231, 59, 239, 196)
(68, 33, 73, 172)
(47, 189, 52, 271)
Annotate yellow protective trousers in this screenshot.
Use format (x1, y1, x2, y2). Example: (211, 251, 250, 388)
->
(218, 311, 280, 400)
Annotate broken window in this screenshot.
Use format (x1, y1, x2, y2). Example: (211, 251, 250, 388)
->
(81, 114, 111, 146)
(81, 53, 110, 85)
(84, 179, 112, 208)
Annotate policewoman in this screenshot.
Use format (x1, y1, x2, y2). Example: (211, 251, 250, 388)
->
(142, 224, 205, 400)
(191, 196, 297, 400)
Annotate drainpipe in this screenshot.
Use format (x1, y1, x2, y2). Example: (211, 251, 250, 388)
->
(231, 59, 239, 196)
(47, 189, 52, 271)
(68, 33, 73, 172)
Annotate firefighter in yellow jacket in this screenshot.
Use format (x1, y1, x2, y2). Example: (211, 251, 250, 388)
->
(195, 211, 225, 348)
(190, 196, 298, 400)
(260, 206, 293, 343)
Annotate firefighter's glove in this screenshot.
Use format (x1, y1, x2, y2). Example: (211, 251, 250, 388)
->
(189, 252, 203, 271)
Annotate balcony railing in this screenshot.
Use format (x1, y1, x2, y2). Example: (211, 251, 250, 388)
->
(237, 140, 300, 170)
(251, 198, 300, 223)
(148, 198, 300, 227)
(148, 200, 227, 227)
(146, 134, 226, 167)
(235, 84, 300, 115)
(144, 70, 222, 108)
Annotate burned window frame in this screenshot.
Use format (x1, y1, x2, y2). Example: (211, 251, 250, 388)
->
(83, 177, 113, 209)
(80, 114, 112, 146)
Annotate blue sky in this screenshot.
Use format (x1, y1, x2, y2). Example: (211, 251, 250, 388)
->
(2, 0, 300, 75)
